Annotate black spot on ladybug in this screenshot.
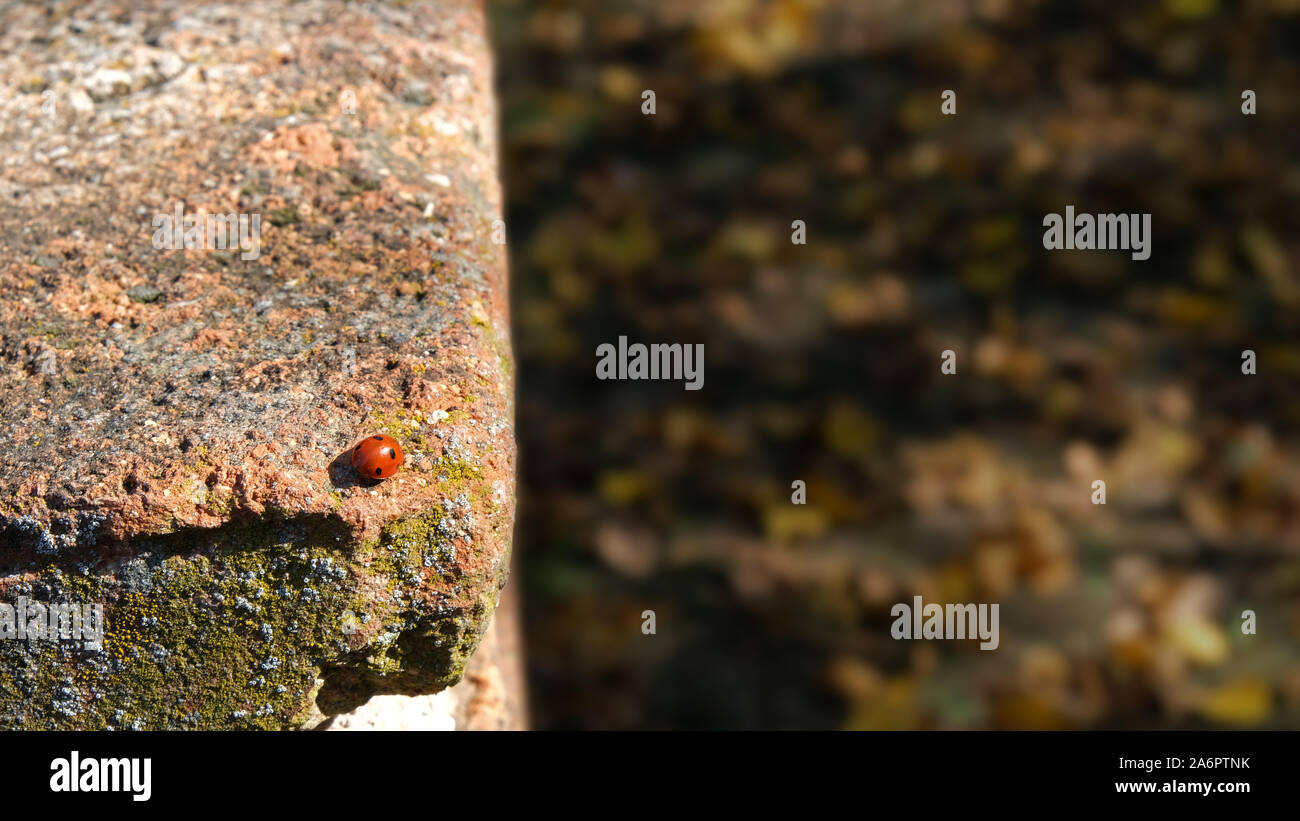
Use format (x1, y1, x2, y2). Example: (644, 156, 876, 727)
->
(372, 435, 384, 441)
(375, 467, 382, 476)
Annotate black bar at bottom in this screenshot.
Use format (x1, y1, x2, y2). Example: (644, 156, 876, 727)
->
(2, 730, 1286, 809)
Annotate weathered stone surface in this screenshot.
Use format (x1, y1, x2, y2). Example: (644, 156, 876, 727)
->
(322, 576, 526, 730)
(0, 0, 515, 728)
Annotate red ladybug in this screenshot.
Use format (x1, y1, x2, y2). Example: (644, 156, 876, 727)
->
(352, 434, 404, 479)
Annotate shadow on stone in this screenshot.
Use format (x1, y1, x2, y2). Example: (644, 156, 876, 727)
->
(327, 447, 370, 491)
(315, 668, 373, 717)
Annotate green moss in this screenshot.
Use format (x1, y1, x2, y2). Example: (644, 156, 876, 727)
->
(481, 319, 514, 384)
(205, 485, 236, 516)
(240, 180, 270, 198)
(435, 455, 483, 486)
(268, 205, 301, 227)
(363, 406, 424, 448)
(0, 506, 505, 730)
(317, 506, 501, 708)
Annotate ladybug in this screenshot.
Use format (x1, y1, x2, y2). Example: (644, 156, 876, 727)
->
(352, 433, 405, 480)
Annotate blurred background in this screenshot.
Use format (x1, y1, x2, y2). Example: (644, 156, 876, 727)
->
(489, 0, 1300, 729)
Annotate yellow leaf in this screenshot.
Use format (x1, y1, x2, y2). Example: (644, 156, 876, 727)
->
(598, 470, 652, 506)
(1198, 678, 1271, 725)
(762, 505, 827, 543)
(1165, 0, 1217, 18)
(845, 678, 920, 730)
(1166, 616, 1229, 666)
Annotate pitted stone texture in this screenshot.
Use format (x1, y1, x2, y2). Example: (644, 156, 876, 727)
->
(323, 578, 526, 730)
(0, 0, 514, 729)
